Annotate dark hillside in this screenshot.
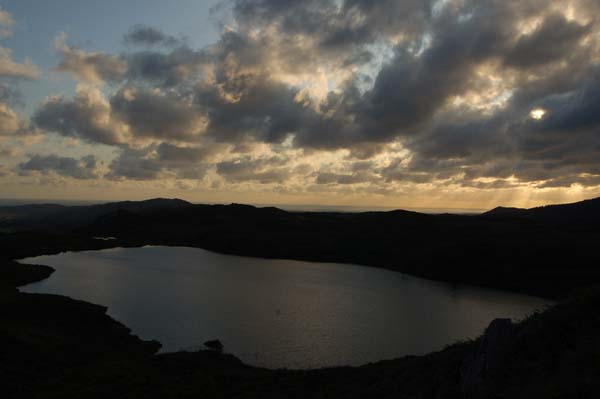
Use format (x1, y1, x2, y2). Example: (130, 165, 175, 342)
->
(482, 197, 600, 232)
(2, 197, 600, 298)
(0, 198, 192, 232)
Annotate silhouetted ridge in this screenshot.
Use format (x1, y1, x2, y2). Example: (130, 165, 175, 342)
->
(482, 206, 527, 218)
(482, 196, 600, 231)
(0, 198, 192, 232)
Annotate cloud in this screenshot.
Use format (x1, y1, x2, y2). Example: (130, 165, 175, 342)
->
(0, 7, 14, 26)
(0, 47, 40, 79)
(110, 87, 205, 141)
(25, 0, 600, 192)
(0, 146, 17, 157)
(0, 9, 40, 140)
(156, 142, 217, 163)
(53, 33, 126, 85)
(124, 25, 184, 47)
(32, 85, 126, 145)
(125, 47, 209, 87)
(504, 13, 591, 69)
(105, 146, 163, 180)
(0, 102, 20, 136)
(315, 171, 375, 185)
(0, 7, 14, 38)
(18, 154, 99, 179)
(216, 155, 292, 183)
(106, 144, 211, 181)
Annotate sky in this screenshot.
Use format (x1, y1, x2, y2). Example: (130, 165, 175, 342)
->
(1, 0, 600, 210)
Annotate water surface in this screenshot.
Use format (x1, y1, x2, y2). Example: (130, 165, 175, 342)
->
(20, 246, 549, 369)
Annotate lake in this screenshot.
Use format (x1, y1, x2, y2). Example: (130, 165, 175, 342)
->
(19, 246, 549, 369)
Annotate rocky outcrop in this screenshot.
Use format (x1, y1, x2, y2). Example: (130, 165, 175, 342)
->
(460, 318, 513, 398)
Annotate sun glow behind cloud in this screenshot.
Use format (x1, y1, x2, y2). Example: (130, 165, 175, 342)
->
(529, 108, 546, 120)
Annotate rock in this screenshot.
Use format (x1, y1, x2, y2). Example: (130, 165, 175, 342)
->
(480, 318, 513, 374)
(204, 339, 224, 352)
(460, 318, 513, 399)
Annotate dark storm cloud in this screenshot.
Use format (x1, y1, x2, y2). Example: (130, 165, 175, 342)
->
(232, 0, 339, 37)
(283, 0, 527, 149)
(156, 142, 214, 163)
(348, 2, 517, 138)
(400, 64, 600, 186)
(125, 47, 209, 87)
(18, 154, 98, 179)
(32, 88, 122, 145)
(198, 75, 317, 144)
(106, 145, 211, 181)
(32, 0, 600, 188)
(106, 147, 163, 180)
(504, 13, 591, 69)
(232, 0, 432, 49)
(380, 158, 440, 184)
(216, 156, 292, 183)
(408, 116, 514, 162)
(124, 25, 183, 47)
(508, 91, 600, 183)
(110, 88, 203, 140)
(530, 70, 600, 135)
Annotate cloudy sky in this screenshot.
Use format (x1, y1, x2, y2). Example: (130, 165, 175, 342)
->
(1, 0, 599, 210)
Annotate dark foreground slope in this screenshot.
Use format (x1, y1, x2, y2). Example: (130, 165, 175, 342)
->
(3, 197, 600, 298)
(2, 261, 599, 398)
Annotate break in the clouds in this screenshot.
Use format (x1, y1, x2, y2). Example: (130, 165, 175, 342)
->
(2, 1, 600, 206)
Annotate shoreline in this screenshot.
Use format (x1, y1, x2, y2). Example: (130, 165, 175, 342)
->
(8, 235, 564, 300)
(16, 244, 553, 370)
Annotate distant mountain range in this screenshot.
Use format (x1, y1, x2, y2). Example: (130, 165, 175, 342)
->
(3, 196, 600, 232)
(0, 198, 193, 231)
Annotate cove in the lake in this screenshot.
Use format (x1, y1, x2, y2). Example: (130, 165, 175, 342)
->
(19, 246, 549, 369)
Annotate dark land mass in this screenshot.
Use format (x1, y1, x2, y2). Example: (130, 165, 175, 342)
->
(2, 197, 600, 397)
(4, 197, 600, 298)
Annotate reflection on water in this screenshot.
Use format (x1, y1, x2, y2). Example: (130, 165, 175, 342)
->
(20, 246, 550, 369)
